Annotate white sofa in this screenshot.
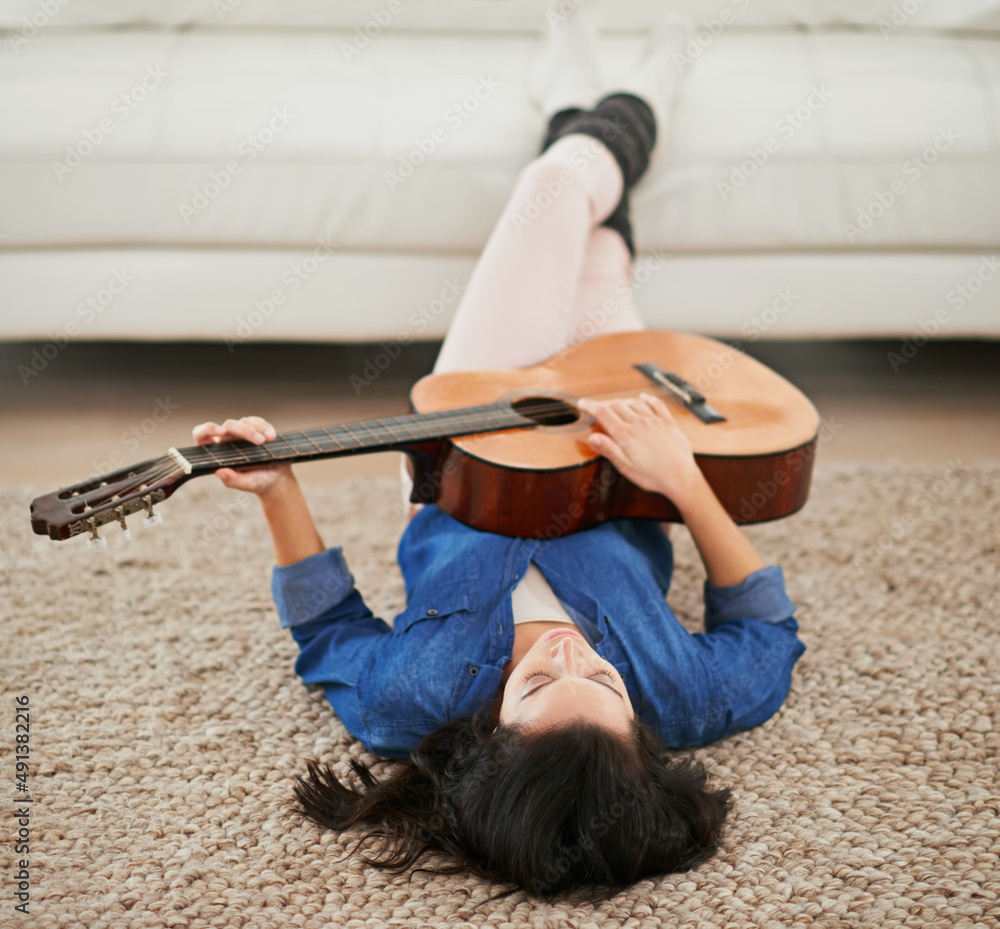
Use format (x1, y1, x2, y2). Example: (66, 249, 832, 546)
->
(2, 0, 999, 345)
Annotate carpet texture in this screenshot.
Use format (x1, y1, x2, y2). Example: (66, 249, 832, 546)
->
(3, 462, 999, 928)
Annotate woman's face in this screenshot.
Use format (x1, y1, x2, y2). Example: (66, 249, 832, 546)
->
(498, 628, 635, 733)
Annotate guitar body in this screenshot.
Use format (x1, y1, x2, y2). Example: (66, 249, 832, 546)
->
(407, 331, 820, 536)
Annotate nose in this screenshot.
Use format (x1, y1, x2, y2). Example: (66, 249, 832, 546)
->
(547, 634, 585, 672)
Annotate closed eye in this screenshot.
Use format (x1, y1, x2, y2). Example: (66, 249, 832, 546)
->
(521, 667, 616, 687)
(521, 671, 623, 701)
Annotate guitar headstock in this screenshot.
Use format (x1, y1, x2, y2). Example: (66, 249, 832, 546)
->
(29, 454, 190, 544)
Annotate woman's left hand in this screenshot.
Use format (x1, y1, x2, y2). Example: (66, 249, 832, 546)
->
(577, 393, 704, 506)
(192, 415, 292, 498)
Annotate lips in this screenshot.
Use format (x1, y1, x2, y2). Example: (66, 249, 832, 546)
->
(542, 628, 585, 643)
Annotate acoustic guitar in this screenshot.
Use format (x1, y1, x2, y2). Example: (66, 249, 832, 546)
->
(29, 331, 820, 545)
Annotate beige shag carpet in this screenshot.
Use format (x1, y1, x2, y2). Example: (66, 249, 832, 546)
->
(3, 462, 999, 928)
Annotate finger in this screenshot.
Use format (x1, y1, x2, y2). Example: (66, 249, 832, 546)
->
(609, 398, 646, 424)
(246, 416, 277, 440)
(639, 392, 677, 422)
(587, 431, 628, 468)
(580, 398, 626, 432)
(192, 421, 222, 444)
(236, 417, 270, 443)
(626, 395, 660, 422)
(222, 417, 268, 444)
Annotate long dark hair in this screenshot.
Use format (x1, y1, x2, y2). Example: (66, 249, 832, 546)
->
(293, 711, 732, 899)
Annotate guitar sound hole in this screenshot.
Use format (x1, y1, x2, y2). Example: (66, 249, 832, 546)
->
(511, 396, 579, 427)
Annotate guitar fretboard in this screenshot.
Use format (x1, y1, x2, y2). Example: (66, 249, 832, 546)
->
(176, 402, 534, 471)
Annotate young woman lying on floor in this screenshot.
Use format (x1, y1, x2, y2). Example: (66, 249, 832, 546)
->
(190, 11, 805, 900)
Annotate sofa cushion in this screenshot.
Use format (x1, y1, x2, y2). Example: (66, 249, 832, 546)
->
(3, 247, 998, 344)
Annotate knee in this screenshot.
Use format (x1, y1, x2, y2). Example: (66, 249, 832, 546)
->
(517, 136, 622, 223)
(581, 227, 633, 280)
(514, 155, 585, 208)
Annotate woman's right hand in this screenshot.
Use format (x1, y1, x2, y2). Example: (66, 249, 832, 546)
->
(578, 393, 704, 508)
(191, 415, 293, 498)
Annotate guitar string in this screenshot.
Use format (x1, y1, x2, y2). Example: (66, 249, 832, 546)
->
(69, 361, 737, 528)
(85, 384, 689, 501)
(184, 417, 632, 466)
(182, 417, 513, 467)
(200, 379, 659, 456)
(190, 418, 528, 467)
(79, 457, 186, 515)
(76, 384, 699, 519)
(182, 385, 664, 468)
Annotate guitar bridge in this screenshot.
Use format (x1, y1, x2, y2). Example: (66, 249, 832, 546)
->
(634, 364, 726, 424)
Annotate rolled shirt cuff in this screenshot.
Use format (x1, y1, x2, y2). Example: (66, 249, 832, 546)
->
(271, 547, 356, 629)
(704, 565, 796, 630)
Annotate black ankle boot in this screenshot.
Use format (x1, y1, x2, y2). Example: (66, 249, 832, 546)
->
(537, 92, 657, 257)
(598, 191, 636, 258)
(538, 106, 585, 154)
(588, 92, 657, 188)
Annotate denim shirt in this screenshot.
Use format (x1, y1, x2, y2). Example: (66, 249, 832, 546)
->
(272, 505, 805, 758)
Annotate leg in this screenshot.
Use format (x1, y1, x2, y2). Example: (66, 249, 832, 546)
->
(404, 135, 626, 516)
(402, 225, 644, 518)
(432, 133, 624, 375)
(563, 225, 644, 346)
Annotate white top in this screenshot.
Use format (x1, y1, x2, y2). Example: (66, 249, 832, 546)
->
(511, 562, 575, 626)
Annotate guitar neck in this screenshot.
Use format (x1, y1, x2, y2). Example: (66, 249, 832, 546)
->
(172, 401, 535, 474)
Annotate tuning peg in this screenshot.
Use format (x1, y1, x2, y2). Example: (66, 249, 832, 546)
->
(85, 518, 107, 549)
(142, 495, 162, 528)
(114, 506, 132, 541)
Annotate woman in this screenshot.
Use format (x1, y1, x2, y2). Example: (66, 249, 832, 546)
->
(191, 24, 806, 900)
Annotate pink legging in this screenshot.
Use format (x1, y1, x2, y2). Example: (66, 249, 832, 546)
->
(432, 133, 645, 375)
(403, 134, 646, 510)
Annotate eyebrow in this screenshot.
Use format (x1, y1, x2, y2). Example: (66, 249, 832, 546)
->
(522, 677, 624, 702)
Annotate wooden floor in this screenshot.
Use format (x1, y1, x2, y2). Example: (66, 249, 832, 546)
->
(3, 339, 999, 489)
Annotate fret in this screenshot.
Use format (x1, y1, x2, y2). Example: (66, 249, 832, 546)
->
(392, 414, 432, 440)
(378, 417, 417, 443)
(338, 423, 367, 449)
(301, 429, 336, 453)
(492, 411, 527, 428)
(389, 415, 434, 440)
(196, 444, 227, 467)
(297, 430, 325, 454)
(246, 444, 273, 464)
(188, 444, 232, 470)
(272, 433, 303, 458)
(353, 420, 384, 444)
(318, 427, 348, 452)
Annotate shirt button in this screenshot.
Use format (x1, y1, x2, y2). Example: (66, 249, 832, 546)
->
(427, 609, 438, 616)
(469, 667, 478, 676)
